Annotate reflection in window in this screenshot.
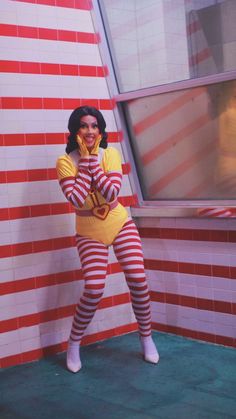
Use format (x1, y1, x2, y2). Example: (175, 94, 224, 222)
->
(124, 79, 236, 200)
(100, 0, 236, 92)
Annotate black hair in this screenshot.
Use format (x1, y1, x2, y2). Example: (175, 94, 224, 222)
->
(66, 105, 108, 154)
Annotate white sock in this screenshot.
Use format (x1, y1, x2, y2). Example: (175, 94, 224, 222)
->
(140, 335, 159, 364)
(66, 340, 82, 373)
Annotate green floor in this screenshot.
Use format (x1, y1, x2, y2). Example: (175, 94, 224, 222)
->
(1, 332, 236, 419)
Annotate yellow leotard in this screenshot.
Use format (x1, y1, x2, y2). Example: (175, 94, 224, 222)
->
(56, 147, 128, 246)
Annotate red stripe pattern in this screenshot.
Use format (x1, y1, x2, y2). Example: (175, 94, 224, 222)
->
(0, 23, 98, 43)
(70, 220, 151, 342)
(89, 155, 122, 202)
(59, 158, 92, 208)
(0, 0, 137, 368)
(0, 60, 107, 77)
(0, 131, 121, 146)
(0, 97, 114, 110)
(11, 0, 92, 10)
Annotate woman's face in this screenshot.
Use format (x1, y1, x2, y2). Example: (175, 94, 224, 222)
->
(77, 115, 100, 151)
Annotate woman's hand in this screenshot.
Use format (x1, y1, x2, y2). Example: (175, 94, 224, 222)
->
(76, 135, 89, 158)
(90, 135, 102, 156)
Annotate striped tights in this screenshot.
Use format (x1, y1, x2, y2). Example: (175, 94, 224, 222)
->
(70, 219, 152, 342)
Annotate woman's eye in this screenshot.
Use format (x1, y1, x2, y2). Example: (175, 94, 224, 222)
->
(92, 124, 98, 129)
(80, 124, 87, 129)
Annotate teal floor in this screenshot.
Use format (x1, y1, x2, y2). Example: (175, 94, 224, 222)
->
(1, 332, 236, 419)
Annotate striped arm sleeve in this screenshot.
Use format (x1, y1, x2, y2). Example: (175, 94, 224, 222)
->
(59, 158, 92, 208)
(89, 155, 122, 202)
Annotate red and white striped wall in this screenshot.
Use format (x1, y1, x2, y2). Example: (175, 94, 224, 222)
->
(136, 217, 236, 348)
(0, 0, 137, 368)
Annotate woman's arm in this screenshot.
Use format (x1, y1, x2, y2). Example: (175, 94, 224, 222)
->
(57, 156, 92, 208)
(89, 152, 122, 202)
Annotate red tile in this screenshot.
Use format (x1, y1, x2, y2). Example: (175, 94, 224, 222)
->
(40, 63, 60, 74)
(4, 133, 25, 146)
(20, 61, 40, 73)
(195, 263, 212, 276)
(192, 229, 210, 241)
(0, 281, 15, 295)
(176, 228, 193, 240)
(0, 172, 6, 183)
(0, 244, 12, 258)
(33, 238, 53, 253)
(77, 32, 97, 44)
(0, 24, 18, 36)
(38, 27, 57, 40)
(197, 331, 216, 344)
(43, 98, 62, 109)
(37, 0, 56, 4)
(58, 30, 77, 42)
(210, 230, 228, 242)
(74, 0, 92, 9)
(228, 231, 236, 243)
(212, 265, 230, 279)
(9, 206, 30, 219)
(166, 293, 180, 305)
(22, 97, 43, 109)
(180, 295, 196, 308)
(1, 97, 22, 108)
(160, 228, 177, 239)
(12, 242, 33, 257)
(214, 300, 232, 314)
(197, 297, 214, 311)
(138, 227, 161, 239)
(0, 354, 22, 368)
(60, 64, 78, 76)
(97, 66, 108, 77)
(79, 65, 97, 77)
(215, 335, 235, 346)
(0, 318, 18, 333)
(26, 133, 45, 145)
(18, 25, 38, 38)
(230, 266, 236, 279)
(15, 277, 36, 292)
(80, 98, 99, 108)
(179, 261, 193, 274)
(0, 208, 9, 221)
(19, 313, 39, 327)
(22, 349, 43, 363)
(63, 98, 81, 109)
(46, 133, 65, 144)
(56, 0, 74, 7)
(0, 60, 20, 72)
(6, 170, 28, 183)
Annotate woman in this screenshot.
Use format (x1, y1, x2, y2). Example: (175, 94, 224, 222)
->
(56, 106, 159, 373)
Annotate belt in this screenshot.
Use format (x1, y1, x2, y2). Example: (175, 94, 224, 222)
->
(75, 199, 118, 220)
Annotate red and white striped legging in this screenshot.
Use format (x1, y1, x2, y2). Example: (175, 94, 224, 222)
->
(70, 219, 151, 342)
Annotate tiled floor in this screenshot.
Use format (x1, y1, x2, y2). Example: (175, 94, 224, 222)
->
(1, 332, 236, 419)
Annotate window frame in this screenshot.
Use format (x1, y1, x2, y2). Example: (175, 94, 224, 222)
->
(92, 0, 236, 217)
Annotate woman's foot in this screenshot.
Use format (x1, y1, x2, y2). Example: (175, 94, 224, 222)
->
(140, 335, 159, 364)
(66, 340, 82, 373)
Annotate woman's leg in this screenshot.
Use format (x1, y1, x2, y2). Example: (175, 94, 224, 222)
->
(67, 235, 109, 372)
(112, 220, 159, 364)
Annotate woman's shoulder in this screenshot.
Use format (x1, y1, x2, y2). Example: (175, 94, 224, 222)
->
(56, 152, 78, 178)
(103, 146, 120, 158)
(102, 146, 121, 171)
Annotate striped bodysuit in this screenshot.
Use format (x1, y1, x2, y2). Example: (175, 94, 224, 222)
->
(56, 147, 152, 341)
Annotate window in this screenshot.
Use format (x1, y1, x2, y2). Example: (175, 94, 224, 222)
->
(98, 0, 236, 214)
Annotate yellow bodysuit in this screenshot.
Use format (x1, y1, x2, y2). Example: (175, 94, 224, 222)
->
(56, 147, 128, 246)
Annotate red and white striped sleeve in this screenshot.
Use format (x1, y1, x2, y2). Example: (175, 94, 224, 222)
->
(56, 156, 92, 208)
(89, 154, 122, 202)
